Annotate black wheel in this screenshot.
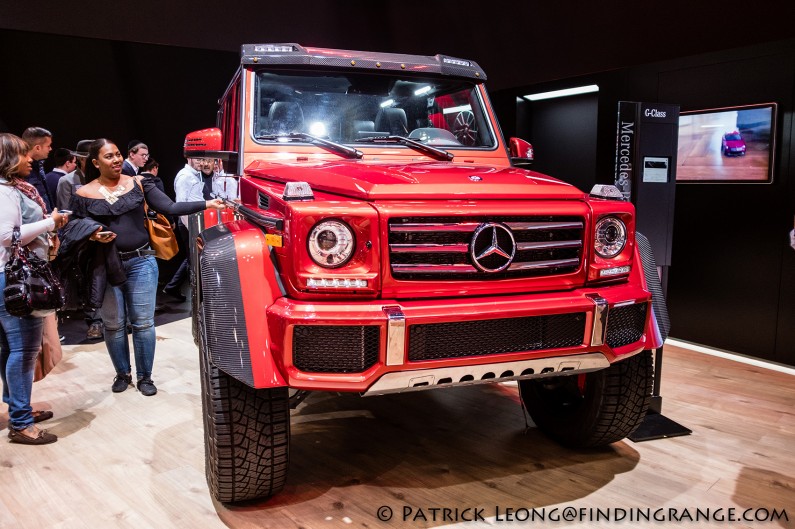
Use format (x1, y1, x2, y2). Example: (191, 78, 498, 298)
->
(519, 350, 652, 447)
(199, 305, 290, 503)
(452, 110, 478, 146)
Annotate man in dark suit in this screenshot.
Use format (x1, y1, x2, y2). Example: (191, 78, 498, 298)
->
(121, 139, 149, 176)
(21, 126, 54, 210)
(44, 148, 76, 208)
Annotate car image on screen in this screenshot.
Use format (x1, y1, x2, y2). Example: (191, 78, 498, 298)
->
(721, 131, 746, 156)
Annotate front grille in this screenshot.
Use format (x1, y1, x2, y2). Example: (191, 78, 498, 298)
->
(388, 215, 584, 280)
(606, 303, 647, 348)
(293, 325, 380, 373)
(408, 313, 585, 361)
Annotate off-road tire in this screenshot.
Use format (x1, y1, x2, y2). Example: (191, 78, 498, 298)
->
(519, 350, 652, 447)
(198, 306, 290, 503)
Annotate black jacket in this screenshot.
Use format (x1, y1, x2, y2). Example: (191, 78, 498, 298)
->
(54, 218, 127, 310)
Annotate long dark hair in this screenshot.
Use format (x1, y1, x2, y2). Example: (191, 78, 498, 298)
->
(0, 133, 32, 184)
(84, 138, 114, 184)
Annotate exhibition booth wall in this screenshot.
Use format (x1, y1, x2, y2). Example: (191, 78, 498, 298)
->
(493, 39, 795, 366)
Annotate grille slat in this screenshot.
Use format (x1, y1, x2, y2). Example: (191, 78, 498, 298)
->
(390, 243, 470, 253)
(389, 215, 584, 280)
(408, 313, 586, 361)
(505, 221, 584, 231)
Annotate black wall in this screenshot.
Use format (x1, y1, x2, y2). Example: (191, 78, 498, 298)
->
(495, 39, 795, 365)
(0, 30, 238, 195)
(516, 94, 598, 193)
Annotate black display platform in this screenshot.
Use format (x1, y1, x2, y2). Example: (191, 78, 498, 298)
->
(629, 411, 692, 442)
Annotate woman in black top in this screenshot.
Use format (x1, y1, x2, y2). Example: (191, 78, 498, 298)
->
(72, 139, 224, 396)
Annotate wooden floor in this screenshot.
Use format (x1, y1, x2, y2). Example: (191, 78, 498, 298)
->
(1, 317, 793, 529)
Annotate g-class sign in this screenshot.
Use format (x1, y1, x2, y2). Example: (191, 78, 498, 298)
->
(641, 103, 678, 124)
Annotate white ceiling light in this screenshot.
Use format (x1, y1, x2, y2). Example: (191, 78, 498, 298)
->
(523, 84, 599, 101)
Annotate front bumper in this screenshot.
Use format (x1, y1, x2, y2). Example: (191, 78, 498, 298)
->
(266, 281, 652, 393)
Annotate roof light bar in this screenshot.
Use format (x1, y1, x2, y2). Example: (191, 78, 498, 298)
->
(254, 44, 296, 53)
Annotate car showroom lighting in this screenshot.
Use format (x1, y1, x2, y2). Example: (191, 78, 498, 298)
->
(442, 104, 473, 114)
(523, 84, 599, 101)
(309, 121, 327, 136)
(380, 98, 395, 108)
(414, 85, 432, 96)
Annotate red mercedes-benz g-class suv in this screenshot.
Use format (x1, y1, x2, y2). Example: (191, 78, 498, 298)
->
(184, 43, 663, 503)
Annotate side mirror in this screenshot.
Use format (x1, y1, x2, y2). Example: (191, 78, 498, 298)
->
(184, 127, 237, 161)
(509, 137, 534, 167)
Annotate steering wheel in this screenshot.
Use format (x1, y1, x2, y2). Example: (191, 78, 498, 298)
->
(452, 110, 478, 146)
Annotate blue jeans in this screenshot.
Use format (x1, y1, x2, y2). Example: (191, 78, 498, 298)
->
(0, 273, 45, 431)
(100, 255, 158, 379)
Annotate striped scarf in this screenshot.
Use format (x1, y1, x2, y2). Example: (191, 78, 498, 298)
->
(13, 179, 48, 215)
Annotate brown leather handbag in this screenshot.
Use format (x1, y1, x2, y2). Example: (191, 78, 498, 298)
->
(135, 179, 179, 260)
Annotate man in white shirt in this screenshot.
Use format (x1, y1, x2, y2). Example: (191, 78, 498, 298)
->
(163, 158, 202, 301)
(173, 158, 202, 226)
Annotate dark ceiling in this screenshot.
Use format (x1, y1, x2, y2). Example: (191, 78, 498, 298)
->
(4, 0, 795, 91)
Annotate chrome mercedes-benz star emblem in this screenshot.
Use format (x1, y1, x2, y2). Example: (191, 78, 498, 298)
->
(470, 222, 516, 273)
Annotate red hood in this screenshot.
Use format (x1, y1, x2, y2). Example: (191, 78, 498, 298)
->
(244, 160, 586, 200)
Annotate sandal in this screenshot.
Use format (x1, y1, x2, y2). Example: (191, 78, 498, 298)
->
(32, 410, 53, 423)
(8, 426, 58, 445)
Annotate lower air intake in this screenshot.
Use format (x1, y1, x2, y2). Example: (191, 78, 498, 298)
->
(606, 303, 647, 348)
(408, 313, 585, 361)
(293, 325, 380, 373)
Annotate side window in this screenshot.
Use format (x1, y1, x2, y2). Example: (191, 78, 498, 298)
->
(221, 82, 240, 152)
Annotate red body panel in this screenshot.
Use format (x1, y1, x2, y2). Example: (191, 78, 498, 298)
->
(264, 278, 652, 393)
(225, 221, 287, 387)
(244, 160, 584, 201)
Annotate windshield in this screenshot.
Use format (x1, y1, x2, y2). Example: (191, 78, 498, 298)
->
(253, 71, 496, 149)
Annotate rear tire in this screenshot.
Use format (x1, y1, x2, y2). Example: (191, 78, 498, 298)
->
(519, 350, 652, 447)
(199, 305, 290, 503)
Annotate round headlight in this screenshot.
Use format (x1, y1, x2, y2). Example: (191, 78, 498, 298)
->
(594, 217, 627, 258)
(308, 220, 355, 268)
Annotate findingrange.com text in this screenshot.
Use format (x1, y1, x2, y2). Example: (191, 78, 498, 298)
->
(375, 505, 790, 524)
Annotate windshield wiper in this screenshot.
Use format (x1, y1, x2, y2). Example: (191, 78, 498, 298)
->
(356, 135, 454, 161)
(255, 132, 363, 159)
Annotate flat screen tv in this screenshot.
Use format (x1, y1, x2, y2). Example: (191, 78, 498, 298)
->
(676, 103, 776, 183)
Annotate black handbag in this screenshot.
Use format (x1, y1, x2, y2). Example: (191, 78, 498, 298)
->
(3, 227, 65, 317)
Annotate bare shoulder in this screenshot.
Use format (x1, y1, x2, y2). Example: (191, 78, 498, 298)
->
(76, 180, 101, 198)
